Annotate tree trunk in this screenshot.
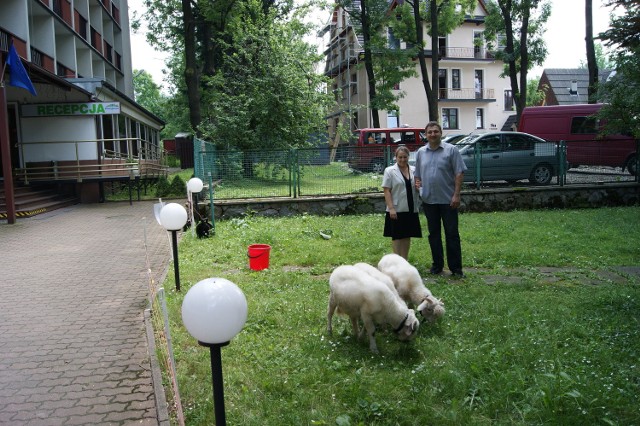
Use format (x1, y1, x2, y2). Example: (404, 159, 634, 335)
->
(517, 9, 530, 121)
(361, 0, 381, 128)
(585, 0, 599, 103)
(413, 0, 434, 122)
(181, 0, 202, 135)
(429, 0, 439, 122)
(499, 1, 523, 125)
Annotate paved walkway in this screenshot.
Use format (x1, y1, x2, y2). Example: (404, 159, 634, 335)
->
(0, 202, 170, 425)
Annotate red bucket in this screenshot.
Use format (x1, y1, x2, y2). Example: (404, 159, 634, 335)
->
(247, 244, 271, 271)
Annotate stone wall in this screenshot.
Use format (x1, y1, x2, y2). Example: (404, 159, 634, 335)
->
(203, 183, 639, 220)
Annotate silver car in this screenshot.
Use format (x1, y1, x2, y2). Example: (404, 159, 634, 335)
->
(455, 132, 559, 185)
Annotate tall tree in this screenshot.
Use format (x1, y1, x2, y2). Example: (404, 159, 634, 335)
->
(137, 0, 328, 149)
(585, 0, 599, 103)
(338, 0, 415, 128)
(393, 0, 475, 122)
(597, 0, 640, 139)
(484, 0, 550, 124)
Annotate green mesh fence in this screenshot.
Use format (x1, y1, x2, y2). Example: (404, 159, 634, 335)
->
(192, 139, 637, 200)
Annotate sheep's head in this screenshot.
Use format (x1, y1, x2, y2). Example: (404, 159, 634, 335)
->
(417, 296, 445, 323)
(395, 309, 420, 341)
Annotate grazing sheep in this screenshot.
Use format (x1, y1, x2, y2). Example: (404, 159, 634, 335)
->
(327, 265, 420, 353)
(377, 253, 446, 323)
(353, 262, 403, 301)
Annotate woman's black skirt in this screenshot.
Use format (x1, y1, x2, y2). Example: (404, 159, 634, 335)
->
(383, 211, 423, 240)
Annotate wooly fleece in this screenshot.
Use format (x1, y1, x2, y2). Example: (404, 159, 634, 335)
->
(377, 253, 445, 323)
(327, 264, 419, 353)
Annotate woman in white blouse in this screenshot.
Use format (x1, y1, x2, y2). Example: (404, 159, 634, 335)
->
(381, 146, 422, 259)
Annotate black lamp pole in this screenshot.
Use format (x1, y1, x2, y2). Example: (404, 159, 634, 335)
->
(200, 341, 230, 426)
(171, 230, 181, 291)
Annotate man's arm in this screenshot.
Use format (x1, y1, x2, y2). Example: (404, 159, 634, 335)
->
(450, 172, 463, 208)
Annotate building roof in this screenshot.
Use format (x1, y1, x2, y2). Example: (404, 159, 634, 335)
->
(539, 68, 615, 105)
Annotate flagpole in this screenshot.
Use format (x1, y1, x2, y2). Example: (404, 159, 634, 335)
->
(0, 80, 17, 224)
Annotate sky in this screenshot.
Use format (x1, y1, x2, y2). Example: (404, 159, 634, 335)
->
(128, 0, 615, 88)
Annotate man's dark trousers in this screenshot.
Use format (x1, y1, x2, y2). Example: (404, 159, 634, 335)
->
(423, 203, 462, 273)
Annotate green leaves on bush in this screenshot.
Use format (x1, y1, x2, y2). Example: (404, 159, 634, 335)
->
(154, 175, 187, 198)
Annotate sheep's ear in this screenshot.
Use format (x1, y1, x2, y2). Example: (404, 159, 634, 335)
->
(417, 300, 429, 312)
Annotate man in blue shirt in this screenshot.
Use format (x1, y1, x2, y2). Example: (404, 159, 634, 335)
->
(414, 121, 467, 278)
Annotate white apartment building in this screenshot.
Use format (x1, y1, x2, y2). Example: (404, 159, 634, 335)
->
(1, 0, 164, 218)
(321, 0, 515, 139)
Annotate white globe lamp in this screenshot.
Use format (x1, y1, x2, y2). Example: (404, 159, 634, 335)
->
(182, 278, 248, 425)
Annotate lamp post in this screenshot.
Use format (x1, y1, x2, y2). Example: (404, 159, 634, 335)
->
(159, 202, 188, 291)
(182, 278, 248, 426)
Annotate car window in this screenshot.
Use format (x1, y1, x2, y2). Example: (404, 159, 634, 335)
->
(479, 135, 502, 152)
(365, 132, 383, 144)
(570, 116, 598, 134)
(504, 134, 533, 151)
(401, 132, 417, 144)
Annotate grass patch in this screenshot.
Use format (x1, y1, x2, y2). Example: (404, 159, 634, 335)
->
(159, 207, 640, 425)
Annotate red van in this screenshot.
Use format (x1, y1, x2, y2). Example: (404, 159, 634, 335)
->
(518, 104, 638, 175)
(347, 127, 425, 173)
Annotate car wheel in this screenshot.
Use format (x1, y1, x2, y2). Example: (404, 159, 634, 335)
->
(371, 159, 385, 174)
(529, 163, 553, 185)
(625, 154, 638, 176)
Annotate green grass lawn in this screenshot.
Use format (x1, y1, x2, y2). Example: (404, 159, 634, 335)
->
(156, 207, 640, 425)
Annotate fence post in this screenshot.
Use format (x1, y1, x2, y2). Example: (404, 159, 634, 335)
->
(635, 139, 639, 183)
(474, 142, 481, 189)
(559, 140, 566, 187)
(208, 172, 215, 235)
(290, 148, 298, 198)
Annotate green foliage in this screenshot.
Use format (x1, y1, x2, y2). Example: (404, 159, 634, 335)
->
(169, 175, 186, 196)
(154, 176, 171, 198)
(139, 0, 330, 149)
(578, 43, 613, 70)
(154, 173, 190, 199)
(159, 208, 640, 425)
(526, 77, 546, 106)
(597, 0, 640, 138)
(483, 0, 551, 118)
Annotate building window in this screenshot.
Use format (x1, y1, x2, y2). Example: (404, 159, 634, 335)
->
(393, 82, 400, 90)
(504, 89, 514, 111)
(351, 73, 357, 94)
(439, 69, 447, 99)
(476, 108, 485, 129)
(442, 108, 458, 129)
(438, 36, 447, 57)
(387, 110, 398, 128)
(452, 69, 461, 90)
(388, 27, 400, 49)
(474, 31, 484, 58)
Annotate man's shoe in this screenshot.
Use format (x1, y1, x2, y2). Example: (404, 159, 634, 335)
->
(429, 267, 443, 275)
(451, 270, 465, 279)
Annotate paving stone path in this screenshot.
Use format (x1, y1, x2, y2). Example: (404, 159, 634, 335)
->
(0, 202, 170, 426)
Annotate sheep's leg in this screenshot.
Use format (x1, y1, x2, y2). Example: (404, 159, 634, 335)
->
(361, 315, 378, 353)
(327, 295, 337, 335)
(349, 315, 360, 337)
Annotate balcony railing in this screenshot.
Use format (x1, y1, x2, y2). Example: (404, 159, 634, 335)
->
(439, 47, 496, 60)
(439, 88, 495, 100)
(14, 139, 168, 184)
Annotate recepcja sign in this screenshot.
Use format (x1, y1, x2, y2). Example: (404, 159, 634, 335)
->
(21, 102, 121, 117)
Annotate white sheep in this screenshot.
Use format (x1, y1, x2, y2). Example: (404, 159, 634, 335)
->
(377, 253, 446, 323)
(327, 264, 420, 353)
(353, 262, 402, 301)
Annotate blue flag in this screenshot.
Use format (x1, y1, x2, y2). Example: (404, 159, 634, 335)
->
(6, 44, 37, 96)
